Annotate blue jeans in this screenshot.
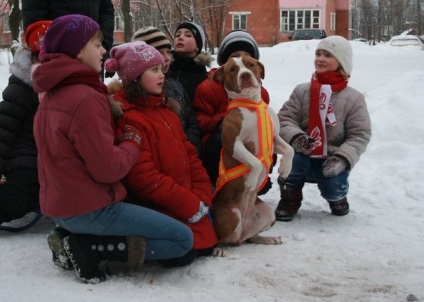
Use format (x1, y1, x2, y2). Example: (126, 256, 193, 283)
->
(280, 153, 349, 202)
(53, 202, 193, 261)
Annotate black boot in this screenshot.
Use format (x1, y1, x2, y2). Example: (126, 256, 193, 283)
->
(275, 178, 303, 222)
(63, 234, 146, 284)
(329, 197, 350, 216)
(47, 227, 73, 270)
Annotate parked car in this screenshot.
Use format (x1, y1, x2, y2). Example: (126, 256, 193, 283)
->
(290, 29, 327, 41)
(389, 35, 423, 48)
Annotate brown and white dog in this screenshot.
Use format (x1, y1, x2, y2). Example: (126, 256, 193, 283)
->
(211, 55, 294, 246)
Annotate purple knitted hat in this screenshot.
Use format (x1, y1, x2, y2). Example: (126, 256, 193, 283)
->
(104, 41, 164, 84)
(42, 14, 100, 58)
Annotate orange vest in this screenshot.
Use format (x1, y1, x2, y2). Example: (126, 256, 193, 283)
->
(215, 99, 274, 194)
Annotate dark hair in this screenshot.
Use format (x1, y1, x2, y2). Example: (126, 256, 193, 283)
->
(124, 78, 146, 103)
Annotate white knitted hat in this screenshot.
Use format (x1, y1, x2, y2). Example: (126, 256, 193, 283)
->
(317, 35, 353, 75)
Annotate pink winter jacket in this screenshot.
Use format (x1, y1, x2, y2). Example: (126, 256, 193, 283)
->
(32, 54, 138, 217)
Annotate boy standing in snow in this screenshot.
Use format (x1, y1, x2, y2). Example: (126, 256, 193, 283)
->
(275, 35, 371, 221)
(32, 14, 193, 283)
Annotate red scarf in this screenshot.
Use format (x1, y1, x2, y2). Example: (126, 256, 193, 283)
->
(309, 71, 348, 157)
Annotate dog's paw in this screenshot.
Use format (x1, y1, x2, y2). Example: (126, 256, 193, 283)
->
(212, 247, 227, 257)
(249, 235, 283, 245)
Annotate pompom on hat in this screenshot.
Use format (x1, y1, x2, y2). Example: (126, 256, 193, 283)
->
(316, 35, 353, 75)
(217, 30, 259, 66)
(176, 22, 205, 54)
(42, 14, 100, 58)
(132, 26, 172, 50)
(105, 41, 164, 84)
(23, 20, 52, 54)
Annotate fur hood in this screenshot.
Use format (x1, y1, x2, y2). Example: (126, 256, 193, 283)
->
(194, 51, 214, 68)
(9, 47, 32, 86)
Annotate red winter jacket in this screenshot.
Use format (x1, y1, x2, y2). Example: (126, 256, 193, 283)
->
(192, 68, 270, 148)
(113, 89, 218, 250)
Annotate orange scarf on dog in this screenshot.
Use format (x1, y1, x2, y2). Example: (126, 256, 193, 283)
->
(215, 99, 273, 194)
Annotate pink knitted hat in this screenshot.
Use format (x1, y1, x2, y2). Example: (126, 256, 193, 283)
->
(105, 41, 164, 84)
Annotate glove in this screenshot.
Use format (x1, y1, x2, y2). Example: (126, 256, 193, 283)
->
(322, 155, 348, 178)
(118, 125, 142, 148)
(188, 201, 209, 224)
(291, 134, 314, 155)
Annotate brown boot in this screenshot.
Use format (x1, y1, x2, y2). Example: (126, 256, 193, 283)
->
(329, 197, 349, 216)
(275, 181, 303, 222)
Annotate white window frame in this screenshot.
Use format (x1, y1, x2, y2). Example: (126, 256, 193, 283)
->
(230, 12, 251, 30)
(280, 9, 321, 32)
(330, 12, 336, 32)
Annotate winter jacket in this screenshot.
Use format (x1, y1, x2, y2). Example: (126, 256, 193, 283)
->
(167, 51, 214, 103)
(278, 82, 371, 169)
(32, 54, 139, 217)
(22, 0, 114, 52)
(0, 48, 38, 176)
(163, 77, 201, 153)
(112, 89, 218, 250)
(192, 68, 270, 148)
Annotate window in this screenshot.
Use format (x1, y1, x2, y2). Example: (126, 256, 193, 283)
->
(230, 12, 250, 30)
(2, 15, 10, 33)
(280, 9, 321, 32)
(114, 11, 123, 31)
(330, 12, 336, 32)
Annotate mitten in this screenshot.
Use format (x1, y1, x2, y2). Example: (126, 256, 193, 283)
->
(188, 201, 209, 224)
(291, 134, 314, 155)
(118, 125, 142, 148)
(322, 155, 348, 178)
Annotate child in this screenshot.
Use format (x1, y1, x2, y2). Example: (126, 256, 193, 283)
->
(0, 20, 50, 225)
(32, 14, 193, 283)
(131, 26, 201, 153)
(275, 35, 372, 221)
(105, 41, 218, 267)
(167, 21, 213, 103)
(192, 30, 275, 193)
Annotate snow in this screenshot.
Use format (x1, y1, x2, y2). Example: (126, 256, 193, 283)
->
(1, 40, 424, 302)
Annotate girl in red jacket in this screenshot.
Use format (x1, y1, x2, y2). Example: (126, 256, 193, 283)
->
(105, 41, 218, 267)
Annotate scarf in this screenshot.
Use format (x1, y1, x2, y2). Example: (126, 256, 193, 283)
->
(309, 71, 348, 157)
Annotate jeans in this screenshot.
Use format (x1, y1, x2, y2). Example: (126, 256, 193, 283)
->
(53, 202, 193, 261)
(281, 153, 349, 202)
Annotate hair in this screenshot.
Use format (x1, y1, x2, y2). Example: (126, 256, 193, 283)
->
(124, 78, 147, 103)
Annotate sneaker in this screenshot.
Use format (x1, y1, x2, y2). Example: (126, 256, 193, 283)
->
(47, 227, 73, 270)
(329, 198, 350, 216)
(63, 235, 106, 284)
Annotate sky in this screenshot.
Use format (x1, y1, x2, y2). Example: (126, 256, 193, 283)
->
(0, 39, 423, 302)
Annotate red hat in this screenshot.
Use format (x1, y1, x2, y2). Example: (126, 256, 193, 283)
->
(23, 20, 52, 53)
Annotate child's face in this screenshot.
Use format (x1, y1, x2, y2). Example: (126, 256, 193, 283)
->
(158, 47, 172, 74)
(314, 49, 340, 73)
(174, 28, 197, 56)
(140, 64, 165, 96)
(77, 32, 106, 73)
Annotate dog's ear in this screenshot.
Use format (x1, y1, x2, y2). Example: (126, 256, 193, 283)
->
(212, 66, 225, 83)
(257, 61, 265, 80)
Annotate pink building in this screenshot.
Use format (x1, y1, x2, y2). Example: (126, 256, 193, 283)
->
(279, 0, 351, 41)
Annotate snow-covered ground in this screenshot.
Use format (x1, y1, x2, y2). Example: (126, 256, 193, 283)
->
(1, 40, 423, 302)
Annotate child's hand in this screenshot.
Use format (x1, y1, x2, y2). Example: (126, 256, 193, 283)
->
(118, 125, 142, 148)
(188, 201, 209, 224)
(322, 155, 348, 178)
(291, 134, 314, 155)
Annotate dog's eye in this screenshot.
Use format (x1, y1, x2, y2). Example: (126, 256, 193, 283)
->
(248, 63, 255, 68)
(229, 67, 236, 73)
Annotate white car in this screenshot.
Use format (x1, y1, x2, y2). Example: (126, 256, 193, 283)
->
(389, 35, 423, 48)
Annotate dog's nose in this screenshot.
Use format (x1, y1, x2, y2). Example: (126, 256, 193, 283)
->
(240, 72, 252, 80)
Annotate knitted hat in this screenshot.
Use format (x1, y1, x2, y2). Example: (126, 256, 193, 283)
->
(104, 41, 164, 84)
(176, 22, 205, 53)
(132, 26, 172, 50)
(42, 14, 100, 58)
(217, 30, 260, 66)
(317, 35, 353, 75)
(23, 20, 52, 54)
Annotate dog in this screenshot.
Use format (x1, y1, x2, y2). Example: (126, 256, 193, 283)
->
(211, 55, 294, 246)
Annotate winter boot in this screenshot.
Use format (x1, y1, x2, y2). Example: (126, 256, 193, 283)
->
(47, 227, 73, 270)
(63, 234, 146, 284)
(329, 197, 350, 216)
(275, 179, 303, 222)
